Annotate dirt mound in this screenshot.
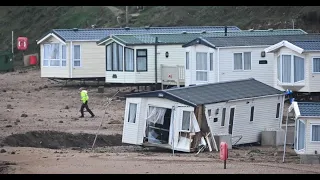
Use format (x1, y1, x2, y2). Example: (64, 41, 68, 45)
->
(0, 161, 16, 174)
(2, 131, 123, 149)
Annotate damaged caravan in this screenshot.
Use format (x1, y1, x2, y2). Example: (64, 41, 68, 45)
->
(122, 78, 285, 152)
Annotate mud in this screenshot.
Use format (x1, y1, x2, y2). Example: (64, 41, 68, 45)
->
(2, 131, 123, 149)
(0, 161, 16, 174)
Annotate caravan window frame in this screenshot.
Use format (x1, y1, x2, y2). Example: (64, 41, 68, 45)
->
(127, 103, 138, 124)
(181, 110, 191, 132)
(310, 123, 320, 143)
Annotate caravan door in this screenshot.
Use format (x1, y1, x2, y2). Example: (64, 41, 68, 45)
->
(122, 98, 142, 145)
(170, 106, 195, 151)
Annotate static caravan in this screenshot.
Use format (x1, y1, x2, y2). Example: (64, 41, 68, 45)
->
(122, 78, 285, 152)
(96, 29, 307, 88)
(286, 101, 320, 163)
(182, 33, 320, 96)
(35, 26, 241, 80)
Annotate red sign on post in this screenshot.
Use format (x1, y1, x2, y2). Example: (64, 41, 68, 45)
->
(17, 37, 28, 51)
(220, 142, 228, 169)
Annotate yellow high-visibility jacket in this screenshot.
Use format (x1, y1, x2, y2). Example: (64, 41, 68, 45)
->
(80, 90, 89, 103)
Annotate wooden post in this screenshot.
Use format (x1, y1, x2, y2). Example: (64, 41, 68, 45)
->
(197, 105, 203, 129)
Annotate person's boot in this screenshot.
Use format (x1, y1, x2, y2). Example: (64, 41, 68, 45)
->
(90, 115, 95, 118)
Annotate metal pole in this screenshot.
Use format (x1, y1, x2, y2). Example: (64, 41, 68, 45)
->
(155, 37, 158, 89)
(282, 110, 290, 163)
(224, 160, 226, 169)
(12, 31, 14, 58)
(91, 90, 120, 152)
(292, 19, 295, 29)
(126, 6, 128, 26)
(171, 105, 175, 156)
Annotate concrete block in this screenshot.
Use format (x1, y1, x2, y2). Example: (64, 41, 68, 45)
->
(214, 134, 232, 150)
(261, 128, 285, 146)
(97, 86, 104, 93)
(300, 154, 320, 164)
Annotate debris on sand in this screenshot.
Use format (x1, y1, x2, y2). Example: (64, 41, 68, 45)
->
(248, 149, 261, 154)
(14, 122, 18, 125)
(64, 105, 69, 109)
(71, 147, 81, 151)
(10, 151, 15, 154)
(38, 119, 43, 122)
(15, 119, 20, 123)
(2, 90, 6, 92)
(21, 114, 28, 118)
(0, 149, 6, 153)
(5, 125, 12, 128)
(108, 120, 122, 124)
(43, 85, 48, 88)
(6, 104, 13, 109)
(58, 121, 64, 123)
(71, 117, 79, 121)
(10, 97, 14, 99)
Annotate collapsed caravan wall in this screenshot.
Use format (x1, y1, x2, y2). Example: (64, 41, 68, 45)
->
(191, 105, 216, 152)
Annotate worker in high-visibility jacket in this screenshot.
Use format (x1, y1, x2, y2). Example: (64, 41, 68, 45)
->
(79, 87, 95, 118)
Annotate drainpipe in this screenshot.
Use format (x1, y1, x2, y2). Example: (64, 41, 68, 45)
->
(70, 41, 73, 78)
(217, 48, 220, 82)
(155, 37, 158, 89)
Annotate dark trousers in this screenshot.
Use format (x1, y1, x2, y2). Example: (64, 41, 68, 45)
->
(80, 101, 94, 117)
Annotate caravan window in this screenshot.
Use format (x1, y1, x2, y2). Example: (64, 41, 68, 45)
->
(233, 52, 251, 71)
(196, 52, 208, 81)
(311, 124, 320, 142)
(181, 111, 191, 131)
(221, 108, 226, 126)
(127, 103, 137, 123)
(106, 42, 124, 71)
(276, 103, 280, 118)
(136, 49, 147, 72)
(250, 106, 254, 122)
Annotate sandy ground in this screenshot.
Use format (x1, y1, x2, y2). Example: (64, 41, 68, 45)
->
(0, 67, 319, 174)
(0, 67, 126, 141)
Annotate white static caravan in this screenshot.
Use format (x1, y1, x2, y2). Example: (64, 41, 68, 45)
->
(182, 33, 320, 94)
(36, 29, 107, 80)
(96, 29, 307, 87)
(265, 40, 320, 94)
(122, 78, 285, 152)
(36, 26, 241, 80)
(286, 102, 320, 156)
